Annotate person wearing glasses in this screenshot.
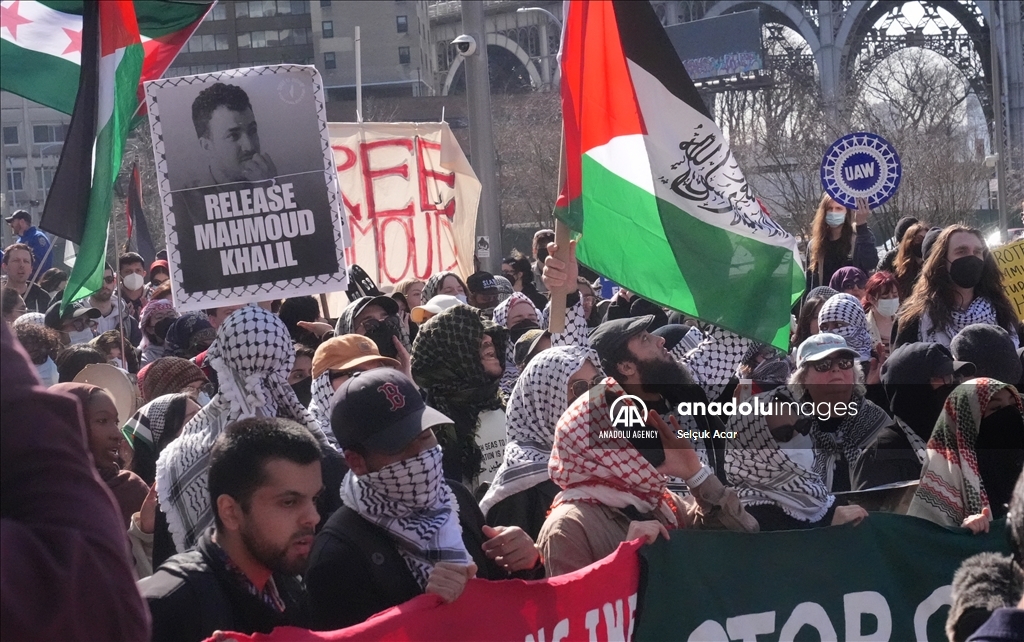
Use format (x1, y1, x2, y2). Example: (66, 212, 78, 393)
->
(787, 333, 895, 493)
(479, 346, 604, 539)
(83, 264, 142, 347)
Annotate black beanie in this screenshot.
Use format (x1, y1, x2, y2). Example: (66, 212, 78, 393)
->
(950, 324, 1023, 385)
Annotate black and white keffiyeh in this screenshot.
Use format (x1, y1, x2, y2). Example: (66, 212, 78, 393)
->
(818, 293, 873, 361)
(919, 297, 1018, 348)
(493, 293, 543, 395)
(724, 394, 834, 522)
(339, 445, 471, 588)
(806, 395, 891, 491)
(156, 306, 332, 552)
(479, 346, 602, 515)
(422, 271, 466, 303)
(122, 394, 179, 449)
(675, 323, 751, 401)
(307, 371, 340, 448)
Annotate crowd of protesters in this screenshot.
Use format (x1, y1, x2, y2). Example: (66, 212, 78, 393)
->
(3, 201, 1024, 642)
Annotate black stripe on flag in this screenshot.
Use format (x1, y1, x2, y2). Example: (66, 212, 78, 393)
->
(39, 2, 99, 244)
(611, 0, 712, 120)
(128, 161, 156, 263)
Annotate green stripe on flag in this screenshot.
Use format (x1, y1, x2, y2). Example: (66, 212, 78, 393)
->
(63, 44, 145, 307)
(577, 155, 802, 349)
(0, 40, 81, 114)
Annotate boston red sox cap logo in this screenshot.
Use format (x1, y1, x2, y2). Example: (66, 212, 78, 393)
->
(377, 382, 406, 411)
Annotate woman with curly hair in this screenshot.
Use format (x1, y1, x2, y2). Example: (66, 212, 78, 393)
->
(894, 225, 1021, 350)
(805, 193, 878, 292)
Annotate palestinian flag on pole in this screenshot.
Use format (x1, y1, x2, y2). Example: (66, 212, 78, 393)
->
(556, 1, 804, 349)
(0, 0, 211, 115)
(50, 0, 144, 308)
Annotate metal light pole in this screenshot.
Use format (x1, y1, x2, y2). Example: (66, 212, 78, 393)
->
(990, 20, 1009, 243)
(462, 1, 502, 273)
(517, 7, 563, 91)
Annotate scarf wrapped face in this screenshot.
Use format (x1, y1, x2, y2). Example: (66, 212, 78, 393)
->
(122, 394, 180, 450)
(480, 346, 603, 515)
(818, 293, 873, 361)
(139, 299, 178, 350)
(339, 445, 471, 588)
(549, 378, 678, 527)
(156, 306, 332, 552)
(724, 393, 834, 522)
(164, 312, 215, 359)
(910, 379, 1024, 526)
(307, 371, 339, 448)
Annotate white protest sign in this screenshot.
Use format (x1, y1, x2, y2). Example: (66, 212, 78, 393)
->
(144, 65, 349, 312)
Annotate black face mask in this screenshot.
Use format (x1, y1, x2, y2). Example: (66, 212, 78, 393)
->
(290, 376, 313, 407)
(948, 255, 985, 289)
(979, 404, 1024, 437)
(363, 315, 403, 359)
(150, 316, 175, 345)
(509, 319, 541, 343)
(911, 243, 923, 259)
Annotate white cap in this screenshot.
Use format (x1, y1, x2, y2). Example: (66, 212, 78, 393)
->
(410, 295, 463, 324)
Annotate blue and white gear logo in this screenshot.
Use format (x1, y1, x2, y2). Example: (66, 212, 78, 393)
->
(820, 132, 901, 210)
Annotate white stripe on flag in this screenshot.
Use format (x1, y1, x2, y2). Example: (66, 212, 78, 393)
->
(97, 47, 127, 131)
(0, 0, 82, 65)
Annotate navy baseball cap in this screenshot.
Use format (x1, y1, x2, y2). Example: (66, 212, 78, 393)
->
(589, 315, 655, 369)
(329, 368, 452, 454)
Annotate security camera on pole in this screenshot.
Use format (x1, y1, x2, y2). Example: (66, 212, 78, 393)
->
(459, 4, 502, 274)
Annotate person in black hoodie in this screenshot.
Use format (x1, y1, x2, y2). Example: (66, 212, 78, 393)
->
(851, 342, 975, 489)
(306, 369, 542, 631)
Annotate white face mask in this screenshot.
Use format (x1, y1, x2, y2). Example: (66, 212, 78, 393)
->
(109, 357, 125, 370)
(122, 273, 145, 291)
(455, 294, 467, 304)
(777, 432, 815, 471)
(875, 297, 899, 317)
(35, 356, 58, 387)
(196, 391, 212, 406)
(67, 328, 96, 345)
(825, 212, 846, 228)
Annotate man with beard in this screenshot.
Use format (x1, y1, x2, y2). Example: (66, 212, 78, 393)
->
(83, 264, 142, 346)
(141, 417, 321, 642)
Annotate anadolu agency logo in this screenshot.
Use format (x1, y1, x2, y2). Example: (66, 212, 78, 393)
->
(610, 395, 649, 429)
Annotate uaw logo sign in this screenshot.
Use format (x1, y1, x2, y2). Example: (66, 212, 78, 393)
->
(820, 132, 902, 209)
(610, 394, 649, 429)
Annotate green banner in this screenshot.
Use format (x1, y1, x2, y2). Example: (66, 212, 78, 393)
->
(635, 513, 1010, 641)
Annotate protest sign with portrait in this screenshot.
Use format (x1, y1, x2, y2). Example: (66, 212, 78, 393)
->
(144, 65, 348, 312)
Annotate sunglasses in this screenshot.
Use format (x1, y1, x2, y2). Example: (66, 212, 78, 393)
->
(811, 357, 855, 373)
(569, 375, 605, 399)
(103, 276, 115, 284)
(329, 369, 360, 382)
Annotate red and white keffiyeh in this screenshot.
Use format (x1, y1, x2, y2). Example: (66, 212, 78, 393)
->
(549, 378, 679, 527)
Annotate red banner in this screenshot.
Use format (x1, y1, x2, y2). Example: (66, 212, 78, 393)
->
(216, 541, 641, 642)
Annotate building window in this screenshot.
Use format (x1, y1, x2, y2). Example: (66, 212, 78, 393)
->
(238, 28, 310, 49)
(324, 51, 336, 70)
(187, 33, 230, 53)
(32, 124, 66, 144)
(322, 20, 334, 38)
(398, 46, 410, 64)
(2, 126, 17, 145)
(6, 168, 24, 191)
(397, 15, 408, 33)
(35, 167, 57, 191)
(205, 3, 227, 20)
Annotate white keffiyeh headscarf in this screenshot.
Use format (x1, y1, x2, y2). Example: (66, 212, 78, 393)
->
(156, 305, 332, 552)
(340, 445, 472, 588)
(818, 293, 873, 361)
(493, 293, 543, 395)
(724, 392, 835, 523)
(479, 346, 602, 516)
(307, 371, 340, 448)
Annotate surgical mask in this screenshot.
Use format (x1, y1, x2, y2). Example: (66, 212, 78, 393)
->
(67, 328, 96, 345)
(948, 255, 985, 289)
(825, 212, 846, 227)
(35, 357, 58, 387)
(196, 391, 212, 406)
(875, 298, 899, 317)
(455, 294, 467, 304)
(777, 432, 815, 471)
(122, 272, 145, 291)
(109, 357, 125, 370)
(360, 445, 446, 509)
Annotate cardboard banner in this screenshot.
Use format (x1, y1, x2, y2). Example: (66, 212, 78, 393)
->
(221, 540, 642, 642)
(637, 513, 1009, 641)
(994, 238, 1024, 321)
(327, 122, 479, 307)
(144, 65, 349, 312)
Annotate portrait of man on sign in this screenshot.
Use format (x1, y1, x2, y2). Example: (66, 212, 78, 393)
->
(190, 83, 277, 187)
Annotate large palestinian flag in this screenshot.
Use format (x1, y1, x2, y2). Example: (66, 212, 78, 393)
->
(557, 1, 804, 349)
(0, 0, 210, 115)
